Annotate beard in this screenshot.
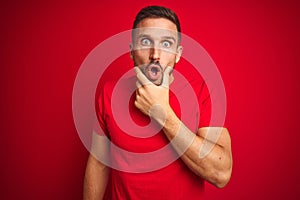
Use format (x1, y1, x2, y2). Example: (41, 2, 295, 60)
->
(137, 62, 166, 85)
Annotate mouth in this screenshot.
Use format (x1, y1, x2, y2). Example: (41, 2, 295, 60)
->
(141, 63, 163, 85)
(147, 64, 162, 81)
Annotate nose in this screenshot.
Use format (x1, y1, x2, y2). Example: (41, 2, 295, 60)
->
(149, 47, 160, 62)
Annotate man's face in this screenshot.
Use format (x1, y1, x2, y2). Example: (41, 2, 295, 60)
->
(131, 18, 182, 85)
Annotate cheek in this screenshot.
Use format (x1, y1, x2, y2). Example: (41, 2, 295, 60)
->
(161, 53, 177, 66)
(133, 50, 150, 63)
(132, 50, 177, 66)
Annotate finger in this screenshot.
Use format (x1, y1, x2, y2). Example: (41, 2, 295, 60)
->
(134, 67, 153, 86)
(135, 81, 142, 96)
(136, 80, 142, 89)
(161, 66, 173, 88)
(169, 73, 174, 84)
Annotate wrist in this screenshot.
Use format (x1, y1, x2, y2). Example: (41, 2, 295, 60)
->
(148, 104, 171, 126)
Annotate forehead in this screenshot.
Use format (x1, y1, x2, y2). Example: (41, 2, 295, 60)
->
(136, 17, 177, 30)
(134, 18, 178, 40)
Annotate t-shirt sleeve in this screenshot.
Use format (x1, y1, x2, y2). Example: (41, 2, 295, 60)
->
(95, 83, 110, 137)
(197, 80, 227, 128)
(198, 81, 212, 128)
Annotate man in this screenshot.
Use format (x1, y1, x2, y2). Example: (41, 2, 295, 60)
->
(84, 5, 232, 199)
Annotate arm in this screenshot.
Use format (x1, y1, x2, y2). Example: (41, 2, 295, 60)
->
(84, 154, 109, 200)
(161, 108, 232, 188)
(134, 67, 232, 188)
(83, 132, 110, 200)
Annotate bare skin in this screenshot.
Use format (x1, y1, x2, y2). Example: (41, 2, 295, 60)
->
(83, 155, 109, 200)
(84, 17, 232, 199)
(134, 66, 232, 188)
(83, 132, 110, 200)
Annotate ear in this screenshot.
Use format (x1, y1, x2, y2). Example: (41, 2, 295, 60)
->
(129, 43, 133, 60)
(175, 45, 183, 63)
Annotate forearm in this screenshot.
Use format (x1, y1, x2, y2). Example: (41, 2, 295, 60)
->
(161, 108, 232, 188)
(83, 154, 110, 200)
(133, 67, 232, 187)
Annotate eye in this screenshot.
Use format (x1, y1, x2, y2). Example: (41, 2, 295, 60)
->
(162, 40, 172, 48)
(141, 38, 151, 46)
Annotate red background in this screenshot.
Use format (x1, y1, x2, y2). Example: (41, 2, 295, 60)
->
(1, 0, 300, 199)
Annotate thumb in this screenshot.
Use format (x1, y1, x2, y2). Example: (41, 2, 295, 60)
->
(161, 66, 173, 88)
(134, 66, 152, 86)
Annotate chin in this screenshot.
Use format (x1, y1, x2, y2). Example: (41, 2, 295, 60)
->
(153, 80, 162, 86)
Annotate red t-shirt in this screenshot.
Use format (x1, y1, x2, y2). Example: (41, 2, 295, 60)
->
(96, 71, 211, 200)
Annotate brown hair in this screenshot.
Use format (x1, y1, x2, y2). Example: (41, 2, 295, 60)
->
(132, 5, 181, 43)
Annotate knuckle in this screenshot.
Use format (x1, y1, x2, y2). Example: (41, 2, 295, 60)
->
(135, 95, 140, 102)
(138, 88, 145, 96)
(134, 100, 139, 107)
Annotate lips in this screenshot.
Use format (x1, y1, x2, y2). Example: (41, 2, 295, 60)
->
(142, 63, 163, 85)
(147, 65, 162, 80)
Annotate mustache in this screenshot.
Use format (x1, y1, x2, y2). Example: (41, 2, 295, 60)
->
(140, 62, 163, 73)
(145, 61, 162, 69)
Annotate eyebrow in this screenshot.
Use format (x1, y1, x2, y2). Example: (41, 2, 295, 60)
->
(161, 36, 177, 43)
(137, 34, 177, 43)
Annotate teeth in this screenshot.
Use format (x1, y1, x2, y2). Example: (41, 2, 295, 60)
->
(142, 64, 163, 83)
